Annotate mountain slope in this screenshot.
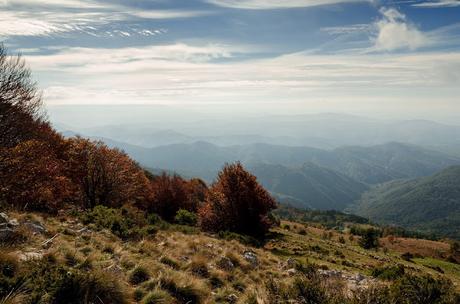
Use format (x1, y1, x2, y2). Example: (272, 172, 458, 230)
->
(250, 163, 368, 210)
(111, 141, 460, 184)
(330, 142, 460, 184)
(353, 166, 460, 239)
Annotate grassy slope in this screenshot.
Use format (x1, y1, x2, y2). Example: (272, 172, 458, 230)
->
(2, 212, 459, 304)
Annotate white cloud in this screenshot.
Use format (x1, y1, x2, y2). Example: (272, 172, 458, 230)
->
(413, 0, 460, 8)
(0, 1, 208, 38)
(205, 0, 368, 9)
(0, 0, 103, 8)
(373, 7, 430, 51)
(21, 43, 460, 106)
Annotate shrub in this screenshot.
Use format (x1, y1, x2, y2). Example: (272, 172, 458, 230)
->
(358, 228, 380, 249)
(199, 162, 277, 238)
(129, 266, 150, 285)
(371, 264, 405, 280)
(82, 205, 151, 240)
(175, 209, 198, 226)
(401, 252, 414, 262)
(390, 274, 456, 304)
(148, 173, 190, 221)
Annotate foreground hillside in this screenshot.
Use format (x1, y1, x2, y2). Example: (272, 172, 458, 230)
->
(1, 209, 459, 304)
(353, 166, 460, 239)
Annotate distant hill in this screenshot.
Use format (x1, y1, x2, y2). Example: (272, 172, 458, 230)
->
(105, 141, 460, 184)
(250, 163, 368, 210)
(352, 166, 460, 240)
(51, 110, 460, 150)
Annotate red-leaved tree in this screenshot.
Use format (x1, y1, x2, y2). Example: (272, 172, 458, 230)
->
(199, 162, 277, 237)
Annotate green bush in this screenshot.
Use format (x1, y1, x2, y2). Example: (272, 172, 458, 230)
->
(81, 205, 154, 240)
(390, 274, 456, 304)
(174, 209, 198, 226)
(358, 228, 380, 249)
(371, 264, 405, 280)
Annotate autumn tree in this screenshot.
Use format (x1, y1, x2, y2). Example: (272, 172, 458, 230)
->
(148, 173, 190, 221)
(199, 162, 277, 237)
(65, 137, 152, 209)
(0, 140, 72, 212)
(0, 44, 51, 148)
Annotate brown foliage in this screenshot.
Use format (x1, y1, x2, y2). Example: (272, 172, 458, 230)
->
(147, 174, 208, 221)
(64, 137, 152, 208)
(0, 140, 72, 212)
(199, 162, 277, 237)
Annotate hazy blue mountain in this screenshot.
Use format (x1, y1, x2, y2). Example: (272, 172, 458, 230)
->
(249, 163, 368, 210)
(352, 166, 460, 240)
(51, 109, 460, 150)
(111, 141, 460, 184)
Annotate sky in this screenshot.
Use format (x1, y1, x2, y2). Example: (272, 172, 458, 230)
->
(1, 0, 460, 121)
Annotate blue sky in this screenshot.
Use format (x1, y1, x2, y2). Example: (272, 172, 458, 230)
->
(1, 0, 460, 119)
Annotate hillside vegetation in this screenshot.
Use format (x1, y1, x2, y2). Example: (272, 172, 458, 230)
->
(353, 166, 460, 239)
(250, 163, 368, 210)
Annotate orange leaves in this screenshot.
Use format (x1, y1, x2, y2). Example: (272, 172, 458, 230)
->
(0, 140, 72, 212)
(198, 162, 277, 237)
(64, 137, 153, 209)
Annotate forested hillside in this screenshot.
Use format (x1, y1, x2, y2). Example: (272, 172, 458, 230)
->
(353, 166, 460, 239)
(249, 163, 368, 210)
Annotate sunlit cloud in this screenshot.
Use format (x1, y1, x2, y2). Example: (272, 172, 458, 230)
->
(372, 7, 430, 51)
(0, 1, 209, 38)
(205, 0, 368, 9)
(22, 44, 460, 106)
(413, 0, 460, 8)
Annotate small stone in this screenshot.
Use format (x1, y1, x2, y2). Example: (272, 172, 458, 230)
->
(0, 213, 9, 224)
(25, 221, 46, 234)
(243, 250, 258, 267)
(216, 257, 234, 271)
(226, 294, 238, 303)
(18, 251, 43, 261)
(287, 268, 297, 276)
(8, 219, 19, 227)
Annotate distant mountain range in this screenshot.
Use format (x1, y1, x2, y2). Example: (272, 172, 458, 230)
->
(352, 166, 460, 240)
(53, 112, 460, 153)
(97, 140, 460, 184)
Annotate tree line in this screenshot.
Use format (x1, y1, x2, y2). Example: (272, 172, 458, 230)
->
(0, 45, 277, 238)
